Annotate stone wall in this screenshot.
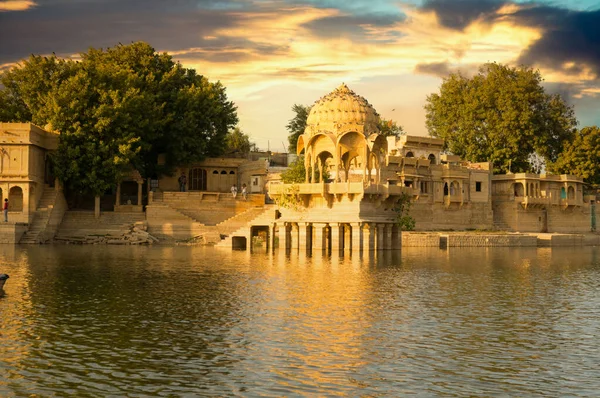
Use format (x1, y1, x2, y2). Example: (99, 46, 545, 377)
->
(0, 223, 28, 244)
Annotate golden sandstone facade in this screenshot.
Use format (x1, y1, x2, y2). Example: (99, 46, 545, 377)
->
(1, 85, 596, 246)
(267, 84, 595, 251)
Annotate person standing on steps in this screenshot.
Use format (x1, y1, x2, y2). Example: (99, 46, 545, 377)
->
(242, 183, 247, 201)
(178, 172, 187, 192)
(3, 198, 8, 222)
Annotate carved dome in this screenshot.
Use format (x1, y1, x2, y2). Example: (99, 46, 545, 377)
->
(305, 83, 380, 137)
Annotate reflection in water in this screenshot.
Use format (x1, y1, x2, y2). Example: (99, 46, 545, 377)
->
(1, 245, 600, 396)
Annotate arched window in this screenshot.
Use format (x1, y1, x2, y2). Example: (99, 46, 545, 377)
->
(428, 154, 436, 164)
(190, 169, 208, 191)
(443, 183, 449, 196)
(9, 186, 23, 211)
(405, 151, 414, 158)
(514, 183, 524, 197)
(229, 171, 235, 175)
(220, 170, 227, 175)
(560, 187, 567, 199)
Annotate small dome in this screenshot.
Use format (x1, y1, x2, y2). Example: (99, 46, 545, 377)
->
(305, 83, 380, 137)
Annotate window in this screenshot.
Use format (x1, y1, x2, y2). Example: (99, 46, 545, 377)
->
(420, 181, 429, 194)
(476, 181, 482, 192)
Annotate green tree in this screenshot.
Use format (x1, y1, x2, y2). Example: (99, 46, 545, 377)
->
(280, 156, 328, 183)
(425, 63, 577, 173)
(393, 193, 416, 231)
(224, 127, 255, 156)
(286, 104, 311, 153)
(0, 42, 238, 195)
(378, 118, 405, 137)
(548, 126, 600, 185)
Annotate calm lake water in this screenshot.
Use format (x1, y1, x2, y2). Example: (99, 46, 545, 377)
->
(1, 245, 600, 397)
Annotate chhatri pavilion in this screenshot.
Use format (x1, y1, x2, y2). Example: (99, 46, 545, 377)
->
(267, 84, 495, 252)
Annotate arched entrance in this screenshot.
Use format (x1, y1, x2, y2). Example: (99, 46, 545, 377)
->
(189, 168, 207, 191)
(9, 186, 23, 211)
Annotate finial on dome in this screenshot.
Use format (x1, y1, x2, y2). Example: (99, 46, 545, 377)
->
(336, 83, 351, 93)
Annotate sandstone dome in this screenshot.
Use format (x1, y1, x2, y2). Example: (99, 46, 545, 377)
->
(305, 83, 380, 137)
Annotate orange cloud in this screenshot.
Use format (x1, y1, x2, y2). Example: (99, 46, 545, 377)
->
(0, 1, 36, 12)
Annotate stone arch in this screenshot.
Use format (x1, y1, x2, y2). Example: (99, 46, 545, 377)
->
(428, 153, 436, 164)
(9, 186, 23, 211)
(568, 185, 575, 200)
(443, 182, 449, 196)
(514, 182, 524, 197)
(450, 180, 460, 195)
(405, 151, 414, 158)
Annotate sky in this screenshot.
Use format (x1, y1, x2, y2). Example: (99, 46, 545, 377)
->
(1, 0, 599, 152)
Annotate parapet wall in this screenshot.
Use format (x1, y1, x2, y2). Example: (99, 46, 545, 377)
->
(401, 232, 596, 247)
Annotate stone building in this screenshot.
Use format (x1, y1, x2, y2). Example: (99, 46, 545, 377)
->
(492, 173, 596, 232)
(266, 84, 495, 252)
(0, 123, 66, 243)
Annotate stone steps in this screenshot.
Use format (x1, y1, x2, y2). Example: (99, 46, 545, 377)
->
(215, 207, 277, 249)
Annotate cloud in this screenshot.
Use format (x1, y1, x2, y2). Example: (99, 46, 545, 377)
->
(420, 0, 505, 30)
(0, 0, 36, 11)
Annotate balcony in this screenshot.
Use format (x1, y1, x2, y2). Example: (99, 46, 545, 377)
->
(515, 196, 550, 209)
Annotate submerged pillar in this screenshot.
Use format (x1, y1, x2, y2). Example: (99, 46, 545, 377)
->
(313, 223, 327, 251)
(344, 223, 352, 251)
(351, 222, 362, 251)
(330, 223, 343, 252)
(290, 223, 299, 250)
(376, 223, 385, 251)
(278, 222, 289, 250)
(298, 222, 308, 252)
(363, 223, 375, 251)
(384, 224, 393, 250)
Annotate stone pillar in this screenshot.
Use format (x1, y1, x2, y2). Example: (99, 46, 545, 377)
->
(23, 185, 30, 222)
(313, 223, 326, 250)
(344, 224, 352, 251)
(116, 183, 121, 206)
(278, 222, 289, 250)
(351, 222, 362, 251)
(290, 223, 299, 250)
(298, 222, 308, 251)
(363, 223, 375, 251)
(376, 223, 385, 250)
(270, 223, 277, 252)
(330, 223, 342, 252)
(137, 181, 143, 206)
(384, 224, 393, 250)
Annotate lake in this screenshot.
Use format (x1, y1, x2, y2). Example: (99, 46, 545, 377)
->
(1, 245, 600, 397)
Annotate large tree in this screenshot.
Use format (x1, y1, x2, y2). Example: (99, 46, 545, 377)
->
(286, 104, 311, 153)
(224, 127, 256, 156)
(425, 63, 577, 173)
(0, 42, 238, 195)
(548, 126, 600, 185)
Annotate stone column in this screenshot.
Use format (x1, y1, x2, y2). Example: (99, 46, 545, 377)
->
(298, 222, 308, 252)
(330, 223, 342, 252)
(23, 185, 30, 222)
(270, 223, 277, 252)
(344, 224, 352, 251)
(392, 225, 401, 249)
(376, 223, 385, 250)
(116, 183, 121, 206)
(384, 224, 393, 250)
(363, 223, 375, 251)
(351, 222, 362, 251)
(278, 222, 289, 250)
(137, 181, 143, 206)
(290, 223, 299, 250)
(313, 222, 327, 251)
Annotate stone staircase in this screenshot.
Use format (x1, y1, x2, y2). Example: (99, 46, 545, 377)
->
(54, 211, 146, 241)
(215, 206, 278, 249)
(145, 203, 222, 243)
(20, 187, 67, 244)
(216, 206, 273, 236)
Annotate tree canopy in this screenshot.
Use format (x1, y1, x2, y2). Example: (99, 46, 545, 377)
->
(378, 118, 405, 138)
(286, 104, 311, 153)
(548, 126, 600, 185)
(224, 127, 256, 157)
(425, 63, 577, 173)
(0, 42, 238, 195)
